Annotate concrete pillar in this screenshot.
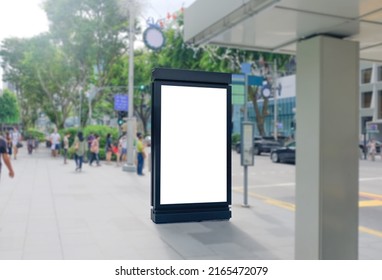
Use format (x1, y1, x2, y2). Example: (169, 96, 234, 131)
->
(295, 36, 359, 259)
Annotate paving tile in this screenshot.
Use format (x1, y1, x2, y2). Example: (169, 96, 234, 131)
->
(0, 250, 23, 260)
(62, 244, 104, 260)
(0, 235, 25, 251)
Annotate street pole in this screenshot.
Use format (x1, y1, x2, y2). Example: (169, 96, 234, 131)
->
(123, 1, 137, 172)
(273, 59, 278, 141)
(79, 88, 82, 128)
(243, 72, 249, 208)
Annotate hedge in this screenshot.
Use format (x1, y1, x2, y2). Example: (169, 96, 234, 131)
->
(24, 129, 46, 142)
(60, 125, 119, 160)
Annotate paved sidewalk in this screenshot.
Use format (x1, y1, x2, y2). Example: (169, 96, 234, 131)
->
(3, 145, 382, 260)
(0, 145, 295, 260)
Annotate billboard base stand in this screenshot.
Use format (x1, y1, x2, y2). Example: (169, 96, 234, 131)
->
(151, 207, 231, 224)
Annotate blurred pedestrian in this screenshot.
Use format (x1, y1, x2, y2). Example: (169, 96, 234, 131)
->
(63, 132, 71, 164)
(87, 133, 95, 163)
(5, 131, 12, 156)
(367, 138, 377, 161)
(11, 128, 21, 160)
(111, 141, 120, 167)
(27, 137, 34, 154)
(136, 132, 146, 176)
(50, 128, 61, 158)
(73, 131, 87, 172)
(0, 136, 15, 181)
(119, 133, 127, 162)
(89, 134, 101, 166)
(105, 133, 112, 164)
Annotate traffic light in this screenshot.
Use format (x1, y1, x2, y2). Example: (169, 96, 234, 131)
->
(117, 111, 127, 126)
(139, 85, 149, 91)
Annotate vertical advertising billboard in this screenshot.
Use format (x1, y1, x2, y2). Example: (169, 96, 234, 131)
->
(151, 68, 232, 223)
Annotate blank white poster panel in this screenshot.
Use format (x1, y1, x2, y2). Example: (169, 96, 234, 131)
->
(160, 85, 227, 205)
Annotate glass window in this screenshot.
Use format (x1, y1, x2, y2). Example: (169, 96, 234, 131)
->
(379, 91, 382, 119)
(287, 141, 296, 148)
(378, 66, 382, 81)
(361, 91, 372, 108)
(362, 68, 372, 84)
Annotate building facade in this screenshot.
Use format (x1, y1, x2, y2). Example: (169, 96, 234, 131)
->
(233, 74, 296, 139)
(233, 62, 382, 142)
(360, 62, 382, 141)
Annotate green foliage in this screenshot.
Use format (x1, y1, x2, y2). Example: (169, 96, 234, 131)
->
(83, 125, 118, 148)
(60, 125, 118, 160)
(0, 89, 19, 124)
(232, 133, 240, 145)
(1, 36, 78, 129)
(0, 3, 294, 134)
(59, 127, 80, 148)
(43, 0, 131, 127)
(24, 129, 45, 142)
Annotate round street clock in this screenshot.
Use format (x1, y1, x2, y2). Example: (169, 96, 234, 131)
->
(143, 26, 165, 51)
(261, 84, 272, 98)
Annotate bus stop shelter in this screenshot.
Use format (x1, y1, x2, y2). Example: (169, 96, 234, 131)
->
(184, 0, 382, 259)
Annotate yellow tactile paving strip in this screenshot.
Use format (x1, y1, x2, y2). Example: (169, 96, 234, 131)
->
(233, 187, 382, 238)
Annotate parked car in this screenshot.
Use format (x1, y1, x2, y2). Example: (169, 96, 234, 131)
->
(235, 137, 282, 155)
(270, 141, 296, 164)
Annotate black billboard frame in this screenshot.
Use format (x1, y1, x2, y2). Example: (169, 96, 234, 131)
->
(151, 68, 232, 223)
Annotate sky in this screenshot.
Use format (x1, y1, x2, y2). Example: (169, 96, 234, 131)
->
(0, 0, 195, 88)
(0, 0, 195, 42)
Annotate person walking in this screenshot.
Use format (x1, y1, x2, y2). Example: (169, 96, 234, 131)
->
(86, 133, 95, 163)
(367, 138, 377, 161)
(27, 137, 34, 155)
(119, 133, 128, 162)
(0, 135, 15, 181)
(11, 128, 21, 160)
(5, 131, 12, 156)
(63, 132, 71, 164)
(111, 141, 121, 167)
(50, 128, 61, 158)
(89, 134, 101, 166)
(136, 132, 146, 176)
(105, 133, 112, 164)
(73, 131, 87, 172)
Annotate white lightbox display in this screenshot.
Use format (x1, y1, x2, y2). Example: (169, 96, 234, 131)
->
(160, 85, 227, 204)
(151, 68, 232, 223)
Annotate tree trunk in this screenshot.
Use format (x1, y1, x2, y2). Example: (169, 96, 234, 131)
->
(248, 86, 267, 137)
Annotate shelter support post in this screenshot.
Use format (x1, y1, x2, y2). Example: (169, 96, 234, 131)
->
(295, 36, 359, 259)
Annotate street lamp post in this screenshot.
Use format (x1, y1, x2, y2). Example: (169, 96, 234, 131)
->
(123, 1, 137, 172)
(78, 86, 83, 128)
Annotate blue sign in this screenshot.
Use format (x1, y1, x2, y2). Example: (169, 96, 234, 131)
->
(240, 63, 251, 74)
(114, 95, 128, 111)
(248, 75, 263, 86)
(232, 74, 263, 86)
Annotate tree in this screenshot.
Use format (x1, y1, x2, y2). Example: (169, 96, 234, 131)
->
(1, 0, 137, 129)
(150, 12, 293, 137)
(0, 89, 19, 126)
(246, 55, 293, 137)
(133, 51, 152, 135)
(0, 38, 39, 129)
(1, 4, 294, 134)
(1, 35, 81, 129)
(43, 0, 133, 126)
